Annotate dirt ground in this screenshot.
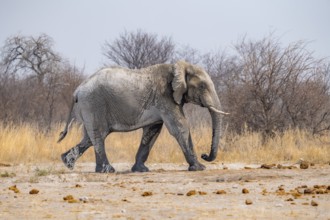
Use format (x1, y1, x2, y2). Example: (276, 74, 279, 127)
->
(0, 162, 329, 220)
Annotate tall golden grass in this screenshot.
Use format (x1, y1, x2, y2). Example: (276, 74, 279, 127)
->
(0, 123, 329, 165)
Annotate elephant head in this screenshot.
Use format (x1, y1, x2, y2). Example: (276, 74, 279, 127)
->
(172, 60, 228, 162)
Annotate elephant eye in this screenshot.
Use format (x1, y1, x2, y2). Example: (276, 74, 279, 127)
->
(199, 83, 206, 90)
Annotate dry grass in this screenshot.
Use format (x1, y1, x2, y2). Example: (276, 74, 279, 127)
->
(0, 123, 329, 165)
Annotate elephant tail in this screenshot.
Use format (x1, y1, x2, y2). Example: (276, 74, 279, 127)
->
(57, 96, 76, 143)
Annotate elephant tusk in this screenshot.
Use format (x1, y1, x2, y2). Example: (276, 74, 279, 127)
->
(209, 106, 230, 115)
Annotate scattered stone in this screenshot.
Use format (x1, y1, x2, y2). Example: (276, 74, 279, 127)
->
(300, 161, 309, 169)
(244, 166, 252, 169)
(242, 188, 249, 194)
(198, 191, 207, 195)
(304, 188, 314, 194)
(79, 196, 89, 203)
(290, 190, 302, 199)
(215, 190, 226, 195)
(232, 184, 239, 189)
(310, 163, 315, 166)
(0, 163, 11, 167)
(177, 193, 184, 196)
(63, 195, 74, 201)
(315, 189, 326, 194)
(285, 198, 294, 202)
(275, 203, 284, 207)
(29, 189, 39, 194)
(142, 191, 153, 197)
(186, 190, 197, 196)
(261, 189, 267, 195)
(302, 202, 309, 205)
(277, 164, 297, 169)
(8, 185, 19, 193)
(276, 186, 286, 196)
(311, 200, 318, 206)
(223, 166, 228, 170)
(245, 199, 253, 205)
(75, 184, 82, 188)
(216, 177, 225, 182)
(63, 195, 78, 203)
(260, 164, 276, 169)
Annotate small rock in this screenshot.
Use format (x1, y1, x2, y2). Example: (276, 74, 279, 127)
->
(315, 189, 325, 194)
(245, 199, 253, 205)
(232, 184, 239, 189)
(198, 191, 207, 195)
(29, 189, 39, 195)
(75, 184, 82, 188)
(260, 164, 276, 169)
(8, 185, 19, 193)
(142, 191, 153, 197)
(186, 190, 197, 196)
(63, 195, 74, 201)
(285, 198, 294, 202)
(79, 196, 89, 203)
(304, 188, 314, 194)
(215, 190, 226, 194)
(275, 203, 284, 207)
(311, 200, 318, 206)
(216, 177, 225, 182)
(300, 161, 309, 169)
(242, 188, 249, 194)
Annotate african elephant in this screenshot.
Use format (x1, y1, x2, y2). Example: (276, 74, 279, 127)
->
(58, 60, 228, 173)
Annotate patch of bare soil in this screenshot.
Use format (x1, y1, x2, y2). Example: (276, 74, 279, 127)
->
(1, 162, 329, 219)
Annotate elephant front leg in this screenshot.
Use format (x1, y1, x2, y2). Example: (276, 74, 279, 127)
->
(132, 123, 163, 172)
(163, 112, 205, 171)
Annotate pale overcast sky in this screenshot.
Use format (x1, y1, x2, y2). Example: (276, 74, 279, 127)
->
(1, 0, 329, 73)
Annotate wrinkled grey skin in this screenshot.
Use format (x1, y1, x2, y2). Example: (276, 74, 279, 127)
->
(58, 60, 226, 173)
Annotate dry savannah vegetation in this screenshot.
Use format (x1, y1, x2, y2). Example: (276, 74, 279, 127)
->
(1, 31, 330, 219)
(0, 123, 330, 165)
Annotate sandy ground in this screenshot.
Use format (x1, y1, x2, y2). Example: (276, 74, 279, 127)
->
(0, 162, 329, 220)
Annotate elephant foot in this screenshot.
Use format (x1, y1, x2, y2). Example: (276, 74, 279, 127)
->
(188, 162, 206, 171)
(95, 163, 115, 173)
(131, 163, 149, 172)
(61, 152, 76, 170)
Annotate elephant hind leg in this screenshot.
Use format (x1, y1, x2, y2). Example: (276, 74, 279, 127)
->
(86, 128, 115, 173)
(132, 123, 163, 172)
(61, 127, 92, 170)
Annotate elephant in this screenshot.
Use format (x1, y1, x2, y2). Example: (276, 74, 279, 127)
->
(58, 60, 228, 173)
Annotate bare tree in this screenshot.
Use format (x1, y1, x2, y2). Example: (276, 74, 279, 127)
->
(102, 30, 175, 69)
(1, 33, 61, 83)
(0, 34, 85, 129)
(217, 35, 330, 135)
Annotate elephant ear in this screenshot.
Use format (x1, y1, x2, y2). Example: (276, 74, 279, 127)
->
(172, 60, 190, 105)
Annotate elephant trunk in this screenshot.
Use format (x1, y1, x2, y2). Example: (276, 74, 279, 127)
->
(201, 97, 222, 162)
